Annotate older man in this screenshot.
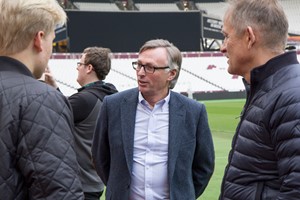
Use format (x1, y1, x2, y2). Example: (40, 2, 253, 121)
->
(220, 0, 300, 199)
(92, 39, 215, 200)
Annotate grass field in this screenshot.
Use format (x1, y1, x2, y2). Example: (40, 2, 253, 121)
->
(198, 99, 245, 200)
(100, 99, 246, 200)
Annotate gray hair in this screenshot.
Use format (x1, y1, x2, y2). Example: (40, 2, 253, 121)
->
(139, 39, 182, 89)
(224, 0, 288, 51)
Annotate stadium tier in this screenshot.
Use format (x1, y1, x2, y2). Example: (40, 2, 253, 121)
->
(67, 0, 299, 35)
(49, 52, 242, 96)
(49, 50, 300, 97)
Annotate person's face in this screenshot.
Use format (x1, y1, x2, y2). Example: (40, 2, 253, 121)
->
(76, 53, 88, 86)
(136, 47, 176, 99)
(33, 30, 55, 79)
(220, 15, 250, 77)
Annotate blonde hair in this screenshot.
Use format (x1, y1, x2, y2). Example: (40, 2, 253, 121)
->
(0, 0, 67, 55)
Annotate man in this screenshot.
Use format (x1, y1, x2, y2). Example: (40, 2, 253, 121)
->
(219, 0, 300, 199)
(92, 39, 215, 200)
(45, 47, 118, 200)
(0, 0, 83, 199)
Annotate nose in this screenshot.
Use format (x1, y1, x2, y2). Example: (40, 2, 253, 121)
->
(220, 42, 227, 53)
(137, 66, 146, 75)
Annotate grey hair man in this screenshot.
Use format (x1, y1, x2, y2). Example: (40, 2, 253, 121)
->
(92, 39, 215, 200)
(220, 0, 300, 199)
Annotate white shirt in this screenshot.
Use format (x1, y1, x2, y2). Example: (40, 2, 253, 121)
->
(129, 92, 170, 200)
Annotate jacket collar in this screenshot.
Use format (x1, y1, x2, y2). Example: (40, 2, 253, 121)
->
(250, 51, 299, 85)
(120, 88, 139, 173)
(0, 56, 33, 77)
(77, 80, 104, 92)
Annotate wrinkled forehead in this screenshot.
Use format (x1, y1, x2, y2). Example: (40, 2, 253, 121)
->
(138, 48, 168, 64)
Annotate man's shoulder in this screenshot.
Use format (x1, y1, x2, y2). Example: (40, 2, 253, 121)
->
(106, 87, 138, 100)
(171, 91, 203, 106)
(69, 88, 94, 101)
(1, 72, 63, 100)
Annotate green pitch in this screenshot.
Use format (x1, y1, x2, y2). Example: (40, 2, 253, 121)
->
(100, 99, 246, 200)
(199, 99, 245, 200)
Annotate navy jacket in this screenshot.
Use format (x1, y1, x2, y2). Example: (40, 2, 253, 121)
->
(0, 56, 83, 199)
(92, 88, 214, 200)
(220, 51, 300, 200)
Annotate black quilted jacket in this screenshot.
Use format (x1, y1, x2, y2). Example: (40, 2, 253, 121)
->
(220, 51, 300, 200)
(0, 56, 83, 199)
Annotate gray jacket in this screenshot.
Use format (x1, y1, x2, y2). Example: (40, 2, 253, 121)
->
(69, 81, 117, 193)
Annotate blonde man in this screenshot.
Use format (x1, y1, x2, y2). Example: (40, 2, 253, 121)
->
(0, 0, 83, 199)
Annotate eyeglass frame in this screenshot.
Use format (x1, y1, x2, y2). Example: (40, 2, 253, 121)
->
(77, 62, 89, 67)
(132, 61, 170, 74)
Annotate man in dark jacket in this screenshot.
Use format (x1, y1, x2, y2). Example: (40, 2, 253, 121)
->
(45, 47, 118, 200)
(0, 0, 84, 199)
(219, 0, 300, 199)
(92, 39, 214, 200)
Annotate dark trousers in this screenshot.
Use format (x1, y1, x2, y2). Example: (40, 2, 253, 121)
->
(84, 190, 103, 200)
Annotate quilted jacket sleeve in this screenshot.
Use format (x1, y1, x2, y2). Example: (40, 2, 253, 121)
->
(271, 90, 300, 199)
(16, 90, 83, 199)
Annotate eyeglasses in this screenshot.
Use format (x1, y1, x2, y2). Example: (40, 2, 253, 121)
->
(77, 62, 88, 67)
(132, 61, 169, 74)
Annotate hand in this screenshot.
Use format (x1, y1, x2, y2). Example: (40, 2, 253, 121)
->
(44, 66, 58, 89)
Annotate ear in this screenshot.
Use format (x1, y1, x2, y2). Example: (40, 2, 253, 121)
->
(167, 69, 177, 81)
(33, 31, 44, 52)
(246, 26, 256, 49)
(86, 64, 94, 73)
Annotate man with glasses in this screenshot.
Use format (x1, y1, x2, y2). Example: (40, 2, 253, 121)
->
(45, 46, 118, 200)
(92, 39, 215, 200)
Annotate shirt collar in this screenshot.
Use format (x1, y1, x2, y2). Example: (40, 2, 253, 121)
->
(138, 91, 170, 110)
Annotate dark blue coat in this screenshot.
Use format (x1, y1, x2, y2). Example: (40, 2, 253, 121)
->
(0, 56, 83, 199)
(220, 51, 300, 200)
(92, 88, 215, 200)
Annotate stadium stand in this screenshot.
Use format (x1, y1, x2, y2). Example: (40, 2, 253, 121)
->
(182, 57, 243, 91)
(52, 0, 300, 97)
(69, 0, 299, 34)
(135, 3, 179, 11)
(49, 52, 246, 96)
(194, 0, 300, 35)
(50, 49, 300, 97)
(73, 2, 120, 11)
(279, 0, 300, 34)
(195, 2, 227, 19)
